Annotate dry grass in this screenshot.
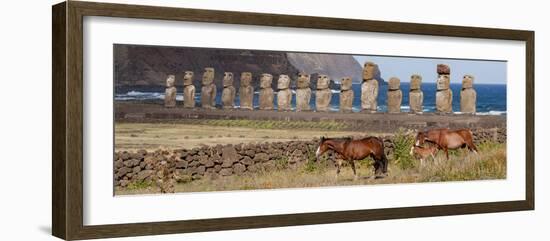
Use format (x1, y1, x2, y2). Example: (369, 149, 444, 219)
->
(115, 122, 383, 151)
(115, 142, 506, 195)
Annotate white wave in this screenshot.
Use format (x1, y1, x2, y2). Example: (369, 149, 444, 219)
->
(476, 110, 507, 116)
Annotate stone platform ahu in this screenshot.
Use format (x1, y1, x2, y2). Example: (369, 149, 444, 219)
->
(436, 64, 453, 113)
(164, 75, 177, 108)
(315, 74, 332, 112)
(461, 74, 477, 113)
(361, 62, 380, 112)
(409, 74, 423, 113)
(221, 72, 236, 109)
(201, 67, 217, 109)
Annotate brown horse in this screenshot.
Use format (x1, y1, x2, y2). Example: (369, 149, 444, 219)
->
(316, 136, 388, 179)
(415, 128, 478, 159)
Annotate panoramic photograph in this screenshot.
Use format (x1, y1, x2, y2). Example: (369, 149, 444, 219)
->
(113, 44, 507, 195)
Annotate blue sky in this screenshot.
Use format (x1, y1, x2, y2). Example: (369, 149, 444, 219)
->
(353, 55, 507, 85)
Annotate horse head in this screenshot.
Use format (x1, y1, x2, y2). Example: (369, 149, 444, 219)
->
(415, 131, 427, 146)
(316, 136, 330, 161)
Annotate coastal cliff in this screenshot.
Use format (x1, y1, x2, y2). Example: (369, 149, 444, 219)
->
(114, 45, 364, 91)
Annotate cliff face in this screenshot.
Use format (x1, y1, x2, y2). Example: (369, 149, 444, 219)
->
(114, 45, 363, 91)
(286, 53, 363, 84)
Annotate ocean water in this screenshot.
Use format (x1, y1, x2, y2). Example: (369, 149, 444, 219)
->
(115, 83, 506, 115)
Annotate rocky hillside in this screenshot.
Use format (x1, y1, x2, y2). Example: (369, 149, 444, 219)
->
(114, 45, 364, 91)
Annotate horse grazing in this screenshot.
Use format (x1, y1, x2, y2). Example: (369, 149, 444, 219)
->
(410, 144, 438, 166)
(415, 128, 478, 159)
(316, 136, 388, 179)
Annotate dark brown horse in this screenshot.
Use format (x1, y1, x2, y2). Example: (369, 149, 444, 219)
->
(415, 128, 478, 159)
(316, 136, 388, 179)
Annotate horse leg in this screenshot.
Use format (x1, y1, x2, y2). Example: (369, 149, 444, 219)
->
(467, 141, 479, 154)
(350, 160, 358, 180)
(444, 147, 449, 160)
(335, 159, 342, 180)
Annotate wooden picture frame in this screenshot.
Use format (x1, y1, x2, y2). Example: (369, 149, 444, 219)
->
(52, 1, 534, 240)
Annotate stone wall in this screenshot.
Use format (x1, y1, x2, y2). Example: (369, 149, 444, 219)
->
(114, 127, 506, 188)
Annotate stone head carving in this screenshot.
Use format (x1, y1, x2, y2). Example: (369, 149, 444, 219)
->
(202, 67, 215, 85)
(277, 75, 290, 89)
(260, 73, 273, 89)
(240, 72, 252, 87)
(166, 75, 176, 87)
(183, 71, 194, 86)
(437, 64, 450, 75)
(341, 77, 353, 91)
(223, 72, 234, 87)
(410, 74, 422, 90)
(436, 74, 451, 90)
(296, 72, 310, 88)
(388, 77, 401, 90)
(316, 75, 330, 90)
(362, 61, 379, 80)
(462, 74, 474, 89)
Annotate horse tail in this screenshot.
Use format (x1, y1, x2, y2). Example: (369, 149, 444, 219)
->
(376, 137, 389, 174)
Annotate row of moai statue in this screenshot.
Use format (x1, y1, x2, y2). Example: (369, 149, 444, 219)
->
(164, 63, 477, 113)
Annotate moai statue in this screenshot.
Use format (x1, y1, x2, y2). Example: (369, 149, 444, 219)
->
(315, 74, 332, 112)
(460, 74, 477, 113)
(277, 75, 292, 111)
(387, 77, 402, 113)
(435, 64, 453, 113)
(409, 74, 423, 113)
(239, 72, 254, 110)
(295, 72, 311, 111)
(200, 67, 217, 109)
(164, 75, 177, 108)
(259, 73, 274, 110)
(221, 72, 236, 109)
(340, 76, 354, 112)
(361, 62, 379, 112)
(183, 71, 195, 108)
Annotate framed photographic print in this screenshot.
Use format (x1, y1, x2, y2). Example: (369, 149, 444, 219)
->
(52, 1, 534, 240)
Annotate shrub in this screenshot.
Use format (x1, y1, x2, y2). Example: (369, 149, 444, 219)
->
(392, 129, 416, 169)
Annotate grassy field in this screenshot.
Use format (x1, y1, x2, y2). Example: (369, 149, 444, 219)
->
(115, 141, 506, 195)
(115, 120, 385, 151)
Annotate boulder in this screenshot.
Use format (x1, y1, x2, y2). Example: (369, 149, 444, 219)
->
(233, 163, 246, 175)
(253, 153, 269, 163)
(219, 168, 233, 176)
(221, 146, 239, 167)
(136, 170, 154, 182)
